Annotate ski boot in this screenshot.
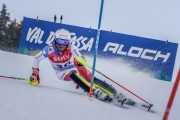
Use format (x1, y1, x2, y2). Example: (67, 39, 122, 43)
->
(93, 88, 112, 101)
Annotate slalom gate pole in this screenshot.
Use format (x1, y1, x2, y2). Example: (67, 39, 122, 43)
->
(89, 0, 105, 99)
(94, 69, 152, 105)
(163, 68, 180, 120)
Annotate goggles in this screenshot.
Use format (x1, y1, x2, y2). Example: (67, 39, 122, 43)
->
(55, 38, 69, 46)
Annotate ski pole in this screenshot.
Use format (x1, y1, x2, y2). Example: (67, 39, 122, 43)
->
(94, 70, 152, 105)
(0, 75, 29, 81)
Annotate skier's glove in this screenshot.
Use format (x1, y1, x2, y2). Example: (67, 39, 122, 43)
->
(29, 68, 40, 86)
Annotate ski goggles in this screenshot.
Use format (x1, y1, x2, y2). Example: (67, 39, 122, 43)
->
(55, 38, 69, 46)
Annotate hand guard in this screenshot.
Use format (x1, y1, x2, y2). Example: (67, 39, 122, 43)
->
(29, 68, 40, 87)
(74, 59, 83, 66)
(75, 56, 91, 68)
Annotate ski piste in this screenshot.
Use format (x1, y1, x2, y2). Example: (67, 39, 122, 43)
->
(40, 84, 156, 113)
(31, 81, 156, 113)
(0, 76, 155, 113)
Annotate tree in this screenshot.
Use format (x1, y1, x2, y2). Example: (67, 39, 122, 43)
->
(0, 3, 10, 48)
(8, 19, 22, 47)
(0, 3, 22, 52)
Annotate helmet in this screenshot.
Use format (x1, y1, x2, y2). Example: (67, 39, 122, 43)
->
(55, 29, 71, 46)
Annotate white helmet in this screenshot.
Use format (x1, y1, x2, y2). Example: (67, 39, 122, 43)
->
(55, 29, 71, 40)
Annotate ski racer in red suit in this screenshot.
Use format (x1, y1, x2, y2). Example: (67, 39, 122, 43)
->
(29, 28, 127, 104)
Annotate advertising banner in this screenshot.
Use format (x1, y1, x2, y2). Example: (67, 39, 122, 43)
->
(19, 17, 178, 81)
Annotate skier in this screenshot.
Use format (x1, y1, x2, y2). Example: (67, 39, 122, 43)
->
(29, 28, 126, 104)
(29, 28, 152, 111)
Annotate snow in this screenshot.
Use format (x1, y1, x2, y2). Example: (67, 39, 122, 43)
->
(0, 50, 179, 120)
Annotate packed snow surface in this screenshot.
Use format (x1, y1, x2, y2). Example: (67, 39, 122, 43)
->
(0, 50, 179, 120)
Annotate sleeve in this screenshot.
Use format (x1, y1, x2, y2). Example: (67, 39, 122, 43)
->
(70, 44, 82, 58)
(32, 46, 48, 68)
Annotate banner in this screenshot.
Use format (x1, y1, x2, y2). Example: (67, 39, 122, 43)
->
(19, 17, 97, 54)
(99, 31, 178, 81)
(19, 17, 178, 81)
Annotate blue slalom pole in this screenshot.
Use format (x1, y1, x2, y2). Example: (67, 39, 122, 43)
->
(89, 0, 105, 98)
